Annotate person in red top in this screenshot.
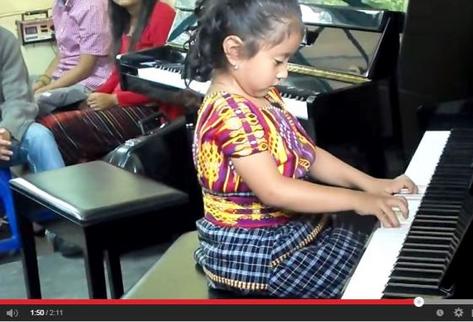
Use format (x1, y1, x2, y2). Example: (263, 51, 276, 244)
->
(39, 0, 178, 165)
(87, 0, 175, 110)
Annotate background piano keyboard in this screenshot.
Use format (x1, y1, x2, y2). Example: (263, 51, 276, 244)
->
(134, 63, 310, 120)
(343, 129, 473, 299)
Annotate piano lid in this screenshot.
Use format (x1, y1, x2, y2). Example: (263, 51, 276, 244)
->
(300, 3, 388, 31)
(278, 71, 355, 95)
(166, 2, 401, 84)
(293, 4, 400, 80)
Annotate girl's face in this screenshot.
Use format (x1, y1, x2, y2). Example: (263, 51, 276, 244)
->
(234, 30, 302, 99)
(112, 0, 141, 8)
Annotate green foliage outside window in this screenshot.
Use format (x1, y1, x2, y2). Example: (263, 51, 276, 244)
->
(363, 0, 406, 11)
(301, 0, 408, 11)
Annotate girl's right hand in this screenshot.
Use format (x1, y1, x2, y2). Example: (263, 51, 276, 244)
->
(354, 192, 409, 228)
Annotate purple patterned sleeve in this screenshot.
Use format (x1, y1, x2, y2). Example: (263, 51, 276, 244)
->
(70, 0, 111, 56)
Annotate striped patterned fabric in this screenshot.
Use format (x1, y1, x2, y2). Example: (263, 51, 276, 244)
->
(38, 106, 157, 165)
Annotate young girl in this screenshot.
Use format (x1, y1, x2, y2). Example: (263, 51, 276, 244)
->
(186, 0, 417, 298)
(39, 0, 177, 165)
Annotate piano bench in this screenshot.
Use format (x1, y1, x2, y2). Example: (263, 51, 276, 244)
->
(9, 161, 188, 299)
(124, 231, 248, 299)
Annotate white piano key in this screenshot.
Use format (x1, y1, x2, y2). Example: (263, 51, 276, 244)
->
(342, 228, 408, 299)
(282, 98, 308, 120)
(137, 67, 210, 93)
(404, 131, 450, 186)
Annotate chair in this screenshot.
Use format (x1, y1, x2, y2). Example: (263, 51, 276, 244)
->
(0, 168, 21, 253)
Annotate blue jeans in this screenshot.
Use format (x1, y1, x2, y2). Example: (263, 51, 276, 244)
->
(0, 123, 65, 173)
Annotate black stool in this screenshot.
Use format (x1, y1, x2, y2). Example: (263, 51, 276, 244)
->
(10, 161, 188, 299)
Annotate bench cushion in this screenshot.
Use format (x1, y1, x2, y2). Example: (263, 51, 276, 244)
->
(10, 161, 188, 225)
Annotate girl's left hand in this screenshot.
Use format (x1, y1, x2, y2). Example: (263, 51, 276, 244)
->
(87, 93, 118, 110)
(370, 175, 418, 195)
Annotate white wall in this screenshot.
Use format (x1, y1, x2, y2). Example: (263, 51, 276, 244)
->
(0, 0, 55, 76)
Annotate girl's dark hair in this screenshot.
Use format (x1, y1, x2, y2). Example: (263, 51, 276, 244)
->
(184, 0, 303, 82)
(109, 0, 158, 58)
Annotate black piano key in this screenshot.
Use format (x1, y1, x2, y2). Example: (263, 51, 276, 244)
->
(383, 284, 445, 298)
(410, 221, 458, 230)
(418, 205, 463, 212)
(408, 229, 455, 237)
(404, 236, 452, 247)
(409, 223, 457, 230)
(408, 231, 460, 249)
(389, 269, 442, 283)
(395, 260, 446, 271)
(398, 249, 450, 262)
(413, 214, 459, 221)
(385, 281, 440, 290)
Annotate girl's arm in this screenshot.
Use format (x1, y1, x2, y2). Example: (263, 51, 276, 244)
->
(309, 147, 417, 195)
(309, 146, 376, 190)
(231, 151, 409, 228)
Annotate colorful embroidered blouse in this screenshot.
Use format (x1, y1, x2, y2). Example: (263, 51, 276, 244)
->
(193, 88, 317, 228)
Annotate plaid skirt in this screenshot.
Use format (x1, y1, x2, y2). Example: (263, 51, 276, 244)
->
(195, 215, 365, 298)
(38, 106, 157, 165)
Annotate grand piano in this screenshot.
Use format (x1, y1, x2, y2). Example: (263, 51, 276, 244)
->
(118, 2, 404, 177)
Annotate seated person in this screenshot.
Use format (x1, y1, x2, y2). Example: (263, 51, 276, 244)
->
(187, 0, 417, 298)
(39, 0, 178, 165)
(0, 27, 64, 173)
(33, 0, 112, 116)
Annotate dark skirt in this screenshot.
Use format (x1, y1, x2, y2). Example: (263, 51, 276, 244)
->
(38, 106, 157, 165)
(195, 215, 365, 298)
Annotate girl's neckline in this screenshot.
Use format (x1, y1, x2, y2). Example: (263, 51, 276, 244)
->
(205, 89, 279, 109)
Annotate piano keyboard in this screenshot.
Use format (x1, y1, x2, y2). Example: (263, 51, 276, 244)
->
(383, 129, 473, 298)
(343, 129, 473, 298)
(136, 66, 310, 120)
(342, 131, 450, 299)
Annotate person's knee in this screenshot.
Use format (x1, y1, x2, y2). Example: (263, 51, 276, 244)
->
(22, 123, 64, 172)
(23, 123, 56, 148)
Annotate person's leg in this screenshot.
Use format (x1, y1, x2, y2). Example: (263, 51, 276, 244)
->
(20, 123, 65, 173)
(35, 84, 90, 116)
(38, 105, 157, 165)
(17, 123, 76, 255)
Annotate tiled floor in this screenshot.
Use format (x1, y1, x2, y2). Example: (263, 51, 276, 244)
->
(0, 233, 171, 299)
